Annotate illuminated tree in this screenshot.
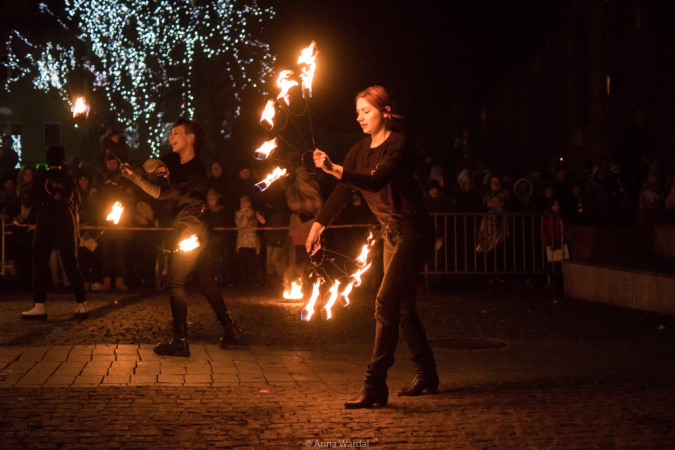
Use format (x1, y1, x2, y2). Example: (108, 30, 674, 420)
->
(3, 0, 276, 156)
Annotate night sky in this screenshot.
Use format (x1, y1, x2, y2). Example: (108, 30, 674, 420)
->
(267, 0, 570, 148)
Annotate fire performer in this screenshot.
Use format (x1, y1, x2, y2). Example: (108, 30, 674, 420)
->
(120, 119, 242, 357)
(306, 86, 438, 408)
(16, 146, 88, 320)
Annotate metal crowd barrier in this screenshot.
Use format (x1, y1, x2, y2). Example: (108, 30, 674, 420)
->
(1, 213, 565, 279)
(426, 212, 565, 277)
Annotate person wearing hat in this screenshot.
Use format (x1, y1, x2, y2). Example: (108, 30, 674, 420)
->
(15, 146, 88, 320)
(98, 127, 130, 166)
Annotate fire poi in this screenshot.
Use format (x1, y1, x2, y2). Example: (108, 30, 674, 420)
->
(106, 201, 124, 224)
(251, 41, 377, 321)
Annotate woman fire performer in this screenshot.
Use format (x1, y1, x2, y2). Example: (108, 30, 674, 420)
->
(120, 119, 241, 357)
(306, 86, 438, 409)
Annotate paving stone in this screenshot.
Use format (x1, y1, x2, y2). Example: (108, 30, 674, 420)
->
(184, 374, 212, 384)
(157, 374, 184, 384)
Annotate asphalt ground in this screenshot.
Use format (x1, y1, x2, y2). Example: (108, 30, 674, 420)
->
(1, 280, 674, 449)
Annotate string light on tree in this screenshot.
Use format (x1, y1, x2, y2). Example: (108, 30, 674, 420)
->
(3, 0, 276, 156)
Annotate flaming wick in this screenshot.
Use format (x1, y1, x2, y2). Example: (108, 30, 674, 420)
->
(301, 278, 323, 321)
(254, 138, 278, 161)
(255, 167, 289, 192)
(106, 202, 124, 225)
(178, 235, 200, 252)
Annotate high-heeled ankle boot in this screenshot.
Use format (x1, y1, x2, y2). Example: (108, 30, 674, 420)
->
(397, 370, 439, 396)
(219, 323, 242, 348)
(345, 366, 389, 409)
(344, 384, 389, 409)
(217, 312, 242, 348)
(154, 321, 190, 357)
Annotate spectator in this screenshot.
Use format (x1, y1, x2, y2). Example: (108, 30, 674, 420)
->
(638, 170, 664, 210)
(585, 165, 616, 223)
(424, 179, 450, 213)
(204, 188, 229, 286)
(207, 161, 228, 196)
(0, 176, 19, 223)
(235, 194, 265, 286)
(512, 177, 536, 213)
(75, 171, 102, 291)
(286, 167, 323, 283)
(454, 170, 482, 212)
(0, 134, 19, 181)
(92, 153, 135, 291)
(260, 177, 291, 292)
(98, 127, 130, 166)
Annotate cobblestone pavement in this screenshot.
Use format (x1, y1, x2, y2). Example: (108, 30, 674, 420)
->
(1, 283, 674, 449)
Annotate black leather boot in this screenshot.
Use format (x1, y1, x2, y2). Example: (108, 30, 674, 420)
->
(154, 321, 190, 357)
(397, 370, 439, 396)
(344, 366, 389, 409)
(219, 323, 243, 348)
(344, 384, 389, 409)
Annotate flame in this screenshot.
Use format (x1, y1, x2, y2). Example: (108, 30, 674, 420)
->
(297, 41, 318, 98)
(322, 280, 341, 320)
(339, 262, 372, 307)
(254, 138, 278, 161)
(260, 99, 276, 129)
(255, 167, 288, 192)
(178, 234, 200, 252)
(354, 232, 374, 267)
(72, 96, 89, 118)
(283, 279, 303, 300)
(276, 70, 298, 106)
(301, 278, 323, 321)
(106, 201, 124, 225)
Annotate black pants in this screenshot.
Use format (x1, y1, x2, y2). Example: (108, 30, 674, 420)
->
(368, 217, 436, 378)
(168, 231, 230, 325)
(32, 217, 86, 304)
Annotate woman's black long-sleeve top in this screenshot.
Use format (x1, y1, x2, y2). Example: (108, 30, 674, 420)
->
(316, 131, 428, 228)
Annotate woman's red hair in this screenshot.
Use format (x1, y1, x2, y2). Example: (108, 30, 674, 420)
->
(355, 86, 403, 122)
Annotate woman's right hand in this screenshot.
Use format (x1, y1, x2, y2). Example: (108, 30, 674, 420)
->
(305, 221, 325, 256)
(313, 149, 343, 179)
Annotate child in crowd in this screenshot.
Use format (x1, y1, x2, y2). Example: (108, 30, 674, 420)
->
(235, 194, 265, 286)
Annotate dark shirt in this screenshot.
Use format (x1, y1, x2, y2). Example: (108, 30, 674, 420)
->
(23, 167, 80, 224)
(316, 132, 427, 227)
(156, 154, 208, 234)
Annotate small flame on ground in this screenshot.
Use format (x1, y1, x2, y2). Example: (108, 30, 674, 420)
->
(283, 279, 303, 300)
(260, 99, 276, 129)
(276, 70, 298, 106)
(178, 235, 200, 252)
(106, 201, 124, 225)
(255, 167, 288, 192)
(72, 96, 89, 118)
(297, 41, 318, 98)
(254, 138, 277, 161)
(301, 279, 323, 322)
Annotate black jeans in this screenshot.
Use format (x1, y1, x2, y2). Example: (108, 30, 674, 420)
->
(32, 217, 86, 304)
(168, 230, 230, 326)
(367, 216, 436, 378)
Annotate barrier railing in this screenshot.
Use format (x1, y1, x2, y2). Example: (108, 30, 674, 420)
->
(1, 213, 564, 280)
(426, 212, 565, 277)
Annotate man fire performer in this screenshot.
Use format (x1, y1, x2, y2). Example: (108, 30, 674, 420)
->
(306, 86, 438, 408)
(16, 145, 88, 320)
(121, 119, 241, 357)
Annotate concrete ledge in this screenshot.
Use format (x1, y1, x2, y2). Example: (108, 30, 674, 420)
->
(564, 259, 675, 315)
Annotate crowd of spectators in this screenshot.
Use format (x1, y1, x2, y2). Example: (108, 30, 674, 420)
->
(2, 126, 675, 293)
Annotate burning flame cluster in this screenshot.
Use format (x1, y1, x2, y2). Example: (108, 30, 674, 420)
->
(300, 232, 376, 322)
(72, 96, 90, 120)
(253, 41, 318, 192)
(106, 201, 124, 224)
